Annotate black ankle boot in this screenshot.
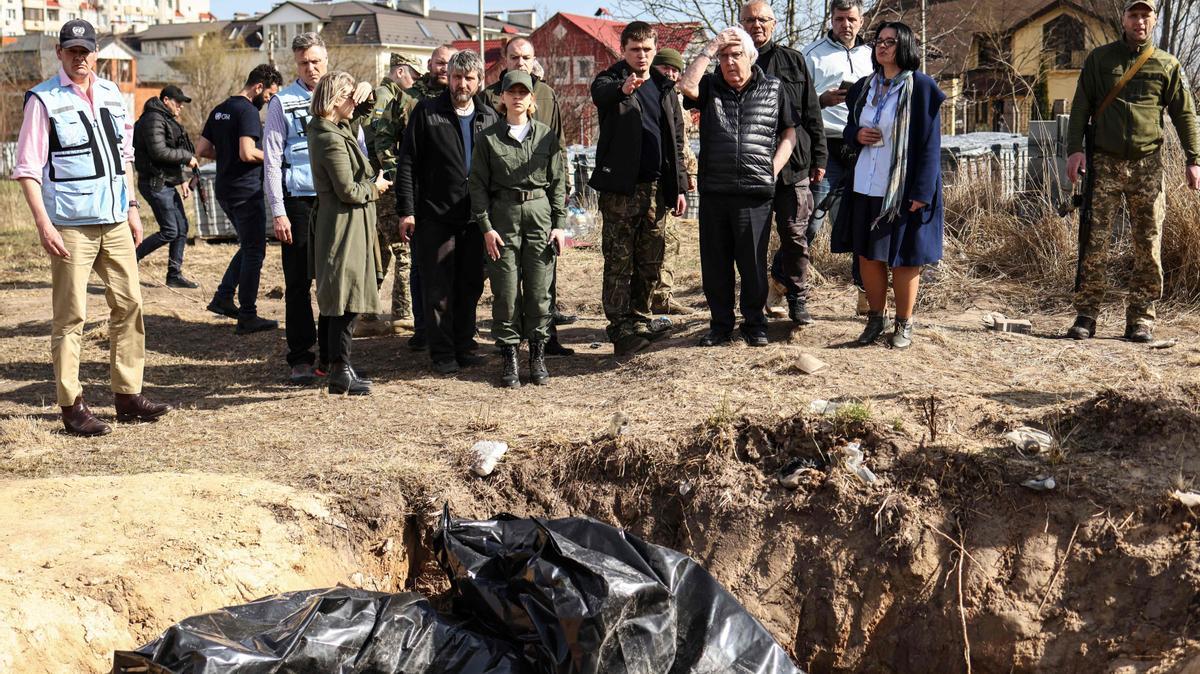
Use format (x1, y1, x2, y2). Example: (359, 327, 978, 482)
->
(499, 345, 521, 388)
(328, 363, 370, 395)
(856, 312, 892, 346)
(528, 340, 549, 385)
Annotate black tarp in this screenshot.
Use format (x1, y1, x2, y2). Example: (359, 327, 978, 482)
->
(113, 512, 803, 674)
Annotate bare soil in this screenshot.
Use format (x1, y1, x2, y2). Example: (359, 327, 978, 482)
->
(2, 218, 1200, 673)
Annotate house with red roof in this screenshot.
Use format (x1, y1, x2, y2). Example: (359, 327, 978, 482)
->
(500, 12, 704, 145)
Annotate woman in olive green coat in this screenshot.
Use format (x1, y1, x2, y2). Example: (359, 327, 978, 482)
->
(469, 70, 566, 389)
(307, 71, 392, 395)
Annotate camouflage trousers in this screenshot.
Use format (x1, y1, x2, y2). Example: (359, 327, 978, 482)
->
(1074, 151, 1165, 327)
(599, 182, 668, 342)
(649, 214, 681, 310)
(372, 189, 412, 321)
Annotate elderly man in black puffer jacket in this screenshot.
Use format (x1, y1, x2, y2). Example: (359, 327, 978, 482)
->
(680, 27, 798, 348)
(134, 85, 199, 288)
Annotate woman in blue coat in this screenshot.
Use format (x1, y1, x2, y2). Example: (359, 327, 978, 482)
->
(832, 21, 945, 349)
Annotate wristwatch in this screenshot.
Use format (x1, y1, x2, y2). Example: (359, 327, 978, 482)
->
(128, 200, 140, 209)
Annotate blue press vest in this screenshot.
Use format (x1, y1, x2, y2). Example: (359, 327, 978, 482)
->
(27, 76, 128, 226)
(277, 80, 315, 197)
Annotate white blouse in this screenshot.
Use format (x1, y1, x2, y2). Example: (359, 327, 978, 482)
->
(853, 75, 903, 198)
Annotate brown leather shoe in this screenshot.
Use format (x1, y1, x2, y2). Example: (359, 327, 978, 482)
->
(61, 396, 112, 437)
(114, 393, 172, 423)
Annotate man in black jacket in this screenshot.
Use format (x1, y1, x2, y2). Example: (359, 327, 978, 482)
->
(397, 50, 498, 374)
(681, 27, 797, 347)
(134, 85, 198, 288)
(589, 21, 688, 357)
(740, 0, 827, 325)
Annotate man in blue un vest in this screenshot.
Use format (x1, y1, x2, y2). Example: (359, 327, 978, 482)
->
(12, 20, 172, 436)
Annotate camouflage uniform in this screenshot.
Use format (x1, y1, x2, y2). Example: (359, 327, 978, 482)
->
(650, 96, 697, 313)
(406, 73, 445, 101)
(1075, 151, 1165, 325)
(1067, 39, 1200, 330)
(367, 65, 419, 321)
(600, 182, 669, 342)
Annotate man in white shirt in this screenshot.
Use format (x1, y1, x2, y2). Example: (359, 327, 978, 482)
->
(803, 0, 873, 303)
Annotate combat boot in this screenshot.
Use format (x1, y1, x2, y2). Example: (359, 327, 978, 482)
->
(1125, 322, 1153, 343)
(1067, 315, 1096, 340)
(528, 340, 549, 385)
(499, 345, 521, 388)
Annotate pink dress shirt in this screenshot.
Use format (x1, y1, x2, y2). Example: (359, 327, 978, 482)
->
(11, 68, 135, 184)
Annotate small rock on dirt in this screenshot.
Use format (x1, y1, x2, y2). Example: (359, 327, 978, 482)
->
(266, 286, 285, 299)
(1004, 427, 1053, 455)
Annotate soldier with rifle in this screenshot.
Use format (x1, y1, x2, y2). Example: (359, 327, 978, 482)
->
(1065, 0, 1200, 343)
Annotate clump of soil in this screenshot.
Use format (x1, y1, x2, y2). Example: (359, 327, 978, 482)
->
(449, 385, 1200, 673)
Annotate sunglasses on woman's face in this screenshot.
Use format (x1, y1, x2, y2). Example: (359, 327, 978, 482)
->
(871, 38, 898, 48)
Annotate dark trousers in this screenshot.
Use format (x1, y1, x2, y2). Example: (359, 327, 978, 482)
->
(411, 261, 424, 333)
(323, 311, 356, 365)
(413, 221, 485, 363)
(770, 178, 814, 300)
(808, 141, 862, 288)
(135, 180, 189, 278)
(215, 194, 267, 318)
(281, 196, 327, 366)
(699, 194, 773, 336)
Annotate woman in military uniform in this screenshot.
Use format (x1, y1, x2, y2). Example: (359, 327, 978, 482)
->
(468, 71, 567, 388)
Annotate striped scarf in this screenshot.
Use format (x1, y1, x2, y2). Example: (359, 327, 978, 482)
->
(854, 70, 914, 230)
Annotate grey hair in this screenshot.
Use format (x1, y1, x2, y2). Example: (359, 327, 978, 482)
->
(292, 31, 325, 53)
(448, 49, 485, 79)
(830, 0, 863, 14)
(740, 0, 774, 19)
(722, 25, 759, 63)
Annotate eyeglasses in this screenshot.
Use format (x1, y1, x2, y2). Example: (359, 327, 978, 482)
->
(870, 38, 898, 48)
(740, 16, 775, 25)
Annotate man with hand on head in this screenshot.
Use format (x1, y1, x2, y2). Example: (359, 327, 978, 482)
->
(13, 19, 172, 436)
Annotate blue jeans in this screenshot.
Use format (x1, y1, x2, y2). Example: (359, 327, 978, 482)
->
(134, 180, 189, 278)
(808, 140, 861, 288)
(215, 194, 267, 318)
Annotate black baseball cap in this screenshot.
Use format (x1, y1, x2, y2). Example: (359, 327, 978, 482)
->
(59, 19, 97, 52)
(160, 85, 192, 103)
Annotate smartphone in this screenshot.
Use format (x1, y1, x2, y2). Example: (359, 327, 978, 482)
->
(382, 169, 395, 181)
(840, 80, 856, 91)
(552, 236, 562, 256)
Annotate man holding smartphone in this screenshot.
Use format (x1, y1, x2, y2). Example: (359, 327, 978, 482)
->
(803, 0, 873, 310)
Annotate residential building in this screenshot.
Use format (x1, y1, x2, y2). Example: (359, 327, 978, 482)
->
(1, 0, 213, 38)
(873, 0, 1118, 134)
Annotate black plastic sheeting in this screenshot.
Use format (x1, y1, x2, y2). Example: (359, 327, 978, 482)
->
(113, 511, 803, 674)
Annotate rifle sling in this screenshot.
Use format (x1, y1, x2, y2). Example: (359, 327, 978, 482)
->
(1092, 45, 1155, 124)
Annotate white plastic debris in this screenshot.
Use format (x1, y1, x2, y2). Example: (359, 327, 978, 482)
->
(840, 442, 878, 485)
(1171, 490, 1200, 507)
(608, 412, 630, 438)
(470, 441, 508, 477)
(982, 312, 1032, 335)
(1021, 475, 1056, 491)
(1149, 339, 1178, 350)
(809, 399, 842, 416)
(678, 479, 694, 496)
(795, 353, 827, 375)
(1005, 427, 1054, 455)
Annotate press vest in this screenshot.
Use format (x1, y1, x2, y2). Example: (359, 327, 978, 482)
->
(27, 75, 128, 226)
(277, 80, 315, 197)
(698, 69, 782, 197)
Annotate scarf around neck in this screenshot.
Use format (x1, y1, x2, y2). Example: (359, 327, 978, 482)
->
(854, 70, 914, 229)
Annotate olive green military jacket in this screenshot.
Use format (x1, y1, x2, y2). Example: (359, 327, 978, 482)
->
(1067, 40, 1200, 164)
(369, 77, 417, 173)
(307, 116, 383, 316)
(468, 118, 567, 234)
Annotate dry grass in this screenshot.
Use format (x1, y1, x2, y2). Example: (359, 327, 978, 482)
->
(812, 139, 1200, 314)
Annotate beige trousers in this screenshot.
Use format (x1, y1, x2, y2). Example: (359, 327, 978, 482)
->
(50, 223, 145, 406)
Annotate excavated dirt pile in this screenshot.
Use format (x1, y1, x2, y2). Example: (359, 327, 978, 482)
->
(445, 384, 1200, 673)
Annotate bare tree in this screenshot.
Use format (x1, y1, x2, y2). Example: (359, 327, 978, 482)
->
(172, 37, 263, 137)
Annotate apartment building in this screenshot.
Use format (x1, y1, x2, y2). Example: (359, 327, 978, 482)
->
(1, 0, 213, 38)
